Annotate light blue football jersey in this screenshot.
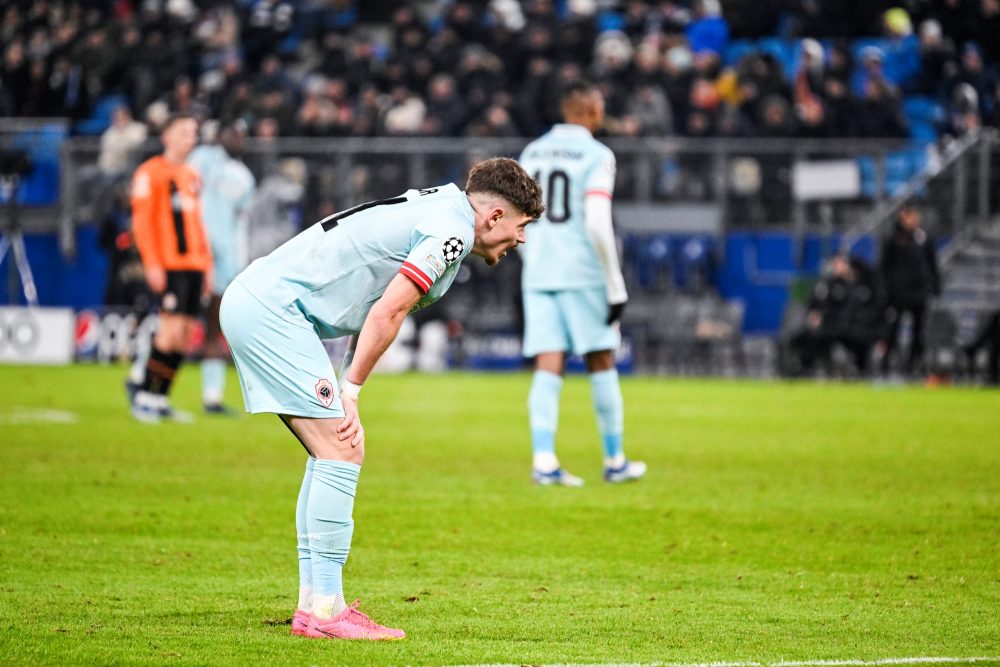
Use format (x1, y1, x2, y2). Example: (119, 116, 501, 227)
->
(234, 183, 474, 339)
(518, 124, 617, 291)
(188, 145, 256, 290)
(188, 145, 256, 251)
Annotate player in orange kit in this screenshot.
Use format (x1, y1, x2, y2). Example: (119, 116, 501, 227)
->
(128, 113, 212, 422)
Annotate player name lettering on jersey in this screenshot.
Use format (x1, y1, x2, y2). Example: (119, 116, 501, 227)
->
(526, 148, 585, 160)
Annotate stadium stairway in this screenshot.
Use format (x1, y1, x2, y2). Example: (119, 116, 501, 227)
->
(911, 216, 1000, 380)
(936, 222, 1000, 348)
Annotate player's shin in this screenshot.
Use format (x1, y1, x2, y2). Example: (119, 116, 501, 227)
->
(590, 368, 624, 465)
(201, 359, 226, 407)
(306, 459, 360, 619)
(528, 370, 563, 472)
(295, 457, 316, 613)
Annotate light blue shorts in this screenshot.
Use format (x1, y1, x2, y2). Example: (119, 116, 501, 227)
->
(522, 287, 620, 357)
(219, 280, 346, 419)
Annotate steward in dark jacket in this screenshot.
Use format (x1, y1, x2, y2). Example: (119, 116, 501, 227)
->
(879, 204, 940, 374)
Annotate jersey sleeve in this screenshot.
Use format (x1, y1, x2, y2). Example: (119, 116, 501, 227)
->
(234, 167, 256, 212)
(585, 148, 616, 199)
(130, 164, 164, 270)
(400, 224, 471, 294)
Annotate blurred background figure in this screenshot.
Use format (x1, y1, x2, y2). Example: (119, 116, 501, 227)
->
(245, 157, 305, 264)
(879, 204, 940, 377)
(188, 120, 256, 414)
(785, 254, 882, 377)
(963, 309, 1000, 385)
(127, 114, 212, 423)
(98, 182, 151, 315)
(79, 105, 148, 222)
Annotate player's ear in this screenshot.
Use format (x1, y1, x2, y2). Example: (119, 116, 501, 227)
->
(488, 208, 503, 229)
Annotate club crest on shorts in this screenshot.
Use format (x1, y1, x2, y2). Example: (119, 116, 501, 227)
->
(314, 379, 335, 408)
(442, 237, 464, 264)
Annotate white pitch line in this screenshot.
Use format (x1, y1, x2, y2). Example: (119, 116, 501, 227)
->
(0, 408, 78, 425)
(450, 657, 1000, 667)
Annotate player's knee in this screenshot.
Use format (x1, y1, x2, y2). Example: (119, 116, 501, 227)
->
(312, 428, 365, 465)
(202, 335, 227, 360)
(585, 350, 615, 372)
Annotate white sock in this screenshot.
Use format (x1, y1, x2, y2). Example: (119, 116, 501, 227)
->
(533, 452, 560, 473)
(604, 453, 626, 469)
(297, 586, 313, 612)
(128, 361, 145, 385)
(134, 391, 159, 410)
(312, 593, 347, 619)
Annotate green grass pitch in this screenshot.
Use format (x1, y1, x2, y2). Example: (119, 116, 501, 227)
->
(0, 364, 998, 666)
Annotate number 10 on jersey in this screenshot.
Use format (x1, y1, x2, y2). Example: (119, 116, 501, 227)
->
(533, 170, 570, 223)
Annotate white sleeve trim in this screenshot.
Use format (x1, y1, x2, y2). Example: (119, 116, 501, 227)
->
(584, 192, 628, 305)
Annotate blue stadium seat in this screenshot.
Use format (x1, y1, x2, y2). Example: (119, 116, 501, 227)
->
(857, 145, 929, 198)
(8, 123, 68, 206)
(673, 235, 715, 291)
(902, 95, 943, 142)
(596, 11, 625, 33)
(723, 38, 756, 67)
(757, 37, 799, 80)
(75, 93, 129, 136)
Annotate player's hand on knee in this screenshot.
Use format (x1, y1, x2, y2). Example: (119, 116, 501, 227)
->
(147, 266, 166, 293)
(337, 396, 364, 447)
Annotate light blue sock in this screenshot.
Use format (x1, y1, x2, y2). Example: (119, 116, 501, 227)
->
(307, 459, 360, 618)
(528, 370, 562, 466)
(590, 368, 624, 461)
(295, 457, 315, 611)
(201, 359, 226, 405)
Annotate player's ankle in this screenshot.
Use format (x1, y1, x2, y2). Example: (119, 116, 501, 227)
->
(604, 453, 626, 468)
(312, 594, 347, 619)
(532, 452, 559, 473)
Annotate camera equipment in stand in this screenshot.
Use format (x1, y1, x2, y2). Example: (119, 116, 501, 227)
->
(0, 148, 39, 306)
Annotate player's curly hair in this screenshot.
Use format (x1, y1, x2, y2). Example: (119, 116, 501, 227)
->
(466, 157, 545, 220)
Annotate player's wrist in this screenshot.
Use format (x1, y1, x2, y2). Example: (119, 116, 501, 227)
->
(340, 380, 363, 400)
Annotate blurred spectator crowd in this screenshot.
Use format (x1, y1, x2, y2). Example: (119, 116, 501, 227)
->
(2, 0, 1000, 141)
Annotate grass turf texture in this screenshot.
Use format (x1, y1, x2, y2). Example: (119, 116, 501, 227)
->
(0, 365, 997, 666)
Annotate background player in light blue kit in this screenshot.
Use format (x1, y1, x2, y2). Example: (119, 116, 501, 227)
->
(219, 158, 543, 640)
(519, 81, 646, 486)
(188, 121, 256, 414)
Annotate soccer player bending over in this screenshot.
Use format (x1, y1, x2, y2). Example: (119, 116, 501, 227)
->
(518, 81, 646, 486)
(220, 158, 543, 640)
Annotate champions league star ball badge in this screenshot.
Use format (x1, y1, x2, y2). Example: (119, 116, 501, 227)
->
(442, 237, 464, 264)
(315, 379, 335, 408)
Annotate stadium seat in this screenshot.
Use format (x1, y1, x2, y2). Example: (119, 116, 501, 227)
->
(902, 95, 943, 142)
(757, 37, 800, 80)
(673, 234, 715, 292)
(596, 11, 625, 33)
(75, 94, 129, 136)
(8, 123, 68, 206)
(857, 145, 928, 198)
(723, 38, 756, 67)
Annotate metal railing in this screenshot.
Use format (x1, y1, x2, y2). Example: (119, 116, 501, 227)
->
(841, 128, 1000, 257)
(55, 135, 934, 256)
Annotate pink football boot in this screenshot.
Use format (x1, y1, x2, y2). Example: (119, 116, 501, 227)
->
(308, 600, 405, 640)
(291, 609, 314, 637)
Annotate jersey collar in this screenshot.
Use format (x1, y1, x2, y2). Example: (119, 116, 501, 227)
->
(550, 123, 593, 138)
